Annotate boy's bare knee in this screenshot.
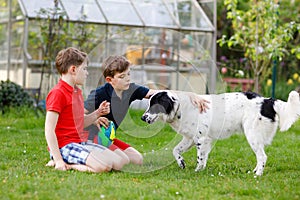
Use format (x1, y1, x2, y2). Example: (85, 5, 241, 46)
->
(113, 163, 122, 171)
(93, 163, 112, 173)
(86, 151, 113, 173)
(124, 147, 143, 165)
(134, 154, 143, 165)
(121, 155, 130, 165)
(128, 153, 143, 165)
(111, 149, 130, 170)
(113, 156, 128, 171)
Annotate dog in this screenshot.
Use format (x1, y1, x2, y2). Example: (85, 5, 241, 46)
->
(141, 90, 300, 175)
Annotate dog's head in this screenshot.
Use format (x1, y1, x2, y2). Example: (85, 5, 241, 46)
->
(141, 91, 180, 124)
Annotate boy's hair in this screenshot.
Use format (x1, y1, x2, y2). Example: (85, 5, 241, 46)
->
(55, 47, 88, 75)
(102, 55, 130, 78)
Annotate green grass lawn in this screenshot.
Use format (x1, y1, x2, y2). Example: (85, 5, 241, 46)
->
(0, 108, 300, 200)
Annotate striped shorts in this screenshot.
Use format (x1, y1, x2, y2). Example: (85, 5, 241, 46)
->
(58, 142, 107, 165)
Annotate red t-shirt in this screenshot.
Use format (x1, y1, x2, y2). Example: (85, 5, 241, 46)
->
(46, 79, 84, 148)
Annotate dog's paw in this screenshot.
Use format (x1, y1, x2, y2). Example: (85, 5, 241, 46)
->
(253, 169, 263, 176)
(178, 159, 186, 169)
(195, 165, 205, 172)
(253, 166, 263, 176)
(253, 166, 257, 173)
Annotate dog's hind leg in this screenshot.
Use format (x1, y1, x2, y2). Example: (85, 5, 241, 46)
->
(194, 135, 213, 172)
(245, 132, 267, 176)
(250, 144, 267, 176)
(173, 137, 194, 169)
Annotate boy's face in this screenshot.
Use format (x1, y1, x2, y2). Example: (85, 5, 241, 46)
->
(106, 68, 131, 91)
(74, 60, 88, 85)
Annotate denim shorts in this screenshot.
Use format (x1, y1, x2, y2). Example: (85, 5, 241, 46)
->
(58, 142, 107, 165)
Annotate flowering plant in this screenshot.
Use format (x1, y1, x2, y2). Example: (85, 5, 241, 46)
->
(263, 72, 300, 101)
(218, 56, 250, 79)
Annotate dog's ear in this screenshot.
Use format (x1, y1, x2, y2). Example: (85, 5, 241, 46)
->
(167, 91, 178, 102)
(171, 96, 177, 102)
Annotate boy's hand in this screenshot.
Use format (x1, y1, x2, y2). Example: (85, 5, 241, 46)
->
(190, 94, 210, 113)
(55, 160, 70, 171)
(94, 117, 109, 130)
(45, 160, 55, 167)
(96, 101, 110, 117)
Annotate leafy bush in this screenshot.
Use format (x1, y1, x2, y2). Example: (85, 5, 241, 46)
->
(0, 80, 34, 113)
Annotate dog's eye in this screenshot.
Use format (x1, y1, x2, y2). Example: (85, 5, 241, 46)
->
(171, 97, 176, 101)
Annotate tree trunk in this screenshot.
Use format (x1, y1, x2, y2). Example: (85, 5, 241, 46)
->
(254, 73, 260, 93)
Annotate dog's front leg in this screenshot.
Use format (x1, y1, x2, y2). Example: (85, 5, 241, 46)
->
(194, 135, 212, 172)
(173, 137, 193, 169)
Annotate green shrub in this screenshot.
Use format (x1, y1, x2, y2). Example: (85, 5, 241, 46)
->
(0, 80, 34, 113)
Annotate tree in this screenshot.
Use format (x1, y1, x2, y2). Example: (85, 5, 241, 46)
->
(218, 0, 300, 92)
(33, 1, 98, 101)
(36, 2, 69, 102)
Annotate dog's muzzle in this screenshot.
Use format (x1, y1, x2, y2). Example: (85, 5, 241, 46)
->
(141, 113, 156, 124)
(141, 114, 150, 123)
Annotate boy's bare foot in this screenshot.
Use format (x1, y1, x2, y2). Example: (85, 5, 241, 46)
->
(69, 164, 93, 172)
(45, 160, 55, 167)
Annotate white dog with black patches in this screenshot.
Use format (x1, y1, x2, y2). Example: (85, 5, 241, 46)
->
(141, 90, 300, 176)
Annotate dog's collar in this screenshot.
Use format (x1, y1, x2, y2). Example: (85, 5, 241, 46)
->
(176, 103, 181, 119)
(167, 102, 181, 123)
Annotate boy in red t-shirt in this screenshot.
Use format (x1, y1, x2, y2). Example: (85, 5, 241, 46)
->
(45, 47, 127, 172)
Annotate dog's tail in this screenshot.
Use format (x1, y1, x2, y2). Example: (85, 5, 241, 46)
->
(276, 91, 300, 132)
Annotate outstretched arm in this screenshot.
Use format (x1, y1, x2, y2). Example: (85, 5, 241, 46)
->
(178, 91, 210, 113)
(144, 89, 209, 113)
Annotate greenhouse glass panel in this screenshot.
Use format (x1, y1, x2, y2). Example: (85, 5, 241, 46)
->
(131, 0, 178, 28)
(10, 21, 23, 60)
(97, 0, 142, 26)
(164, 0, 213, 31)
(198, 0, 214, 24)
(61, 0, 106, 23)
(0, 4, 8, 22)
(0, 23, 8, 63)
(18, 0, 64, 18)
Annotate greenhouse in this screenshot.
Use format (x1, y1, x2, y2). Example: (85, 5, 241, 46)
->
(0, 0, 217, 99)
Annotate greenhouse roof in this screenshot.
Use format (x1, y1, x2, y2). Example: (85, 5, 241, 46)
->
(18, 0, 214, 32)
